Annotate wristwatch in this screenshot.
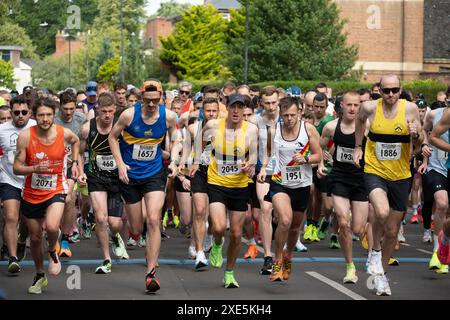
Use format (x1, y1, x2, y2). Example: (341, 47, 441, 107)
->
(72, 160, 79, 165)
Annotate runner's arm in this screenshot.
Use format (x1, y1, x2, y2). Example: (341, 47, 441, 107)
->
(430, 108, 450, 153)
(13, 130, 34, 176)
(305, 123, 322, 165)
(108, 109, 132, 168)
(64, 128, 81, 180)
(78, 121, 90, 176)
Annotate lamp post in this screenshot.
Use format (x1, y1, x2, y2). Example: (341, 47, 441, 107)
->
(64, 30, 74, 87)
(244, 0, 249, 84)
(120, 0, 125, 82)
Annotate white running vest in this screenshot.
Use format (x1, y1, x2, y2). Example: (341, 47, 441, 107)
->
(272, 121, 312, 189)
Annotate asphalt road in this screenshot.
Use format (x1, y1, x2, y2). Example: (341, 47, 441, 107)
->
(0, 216, 449, 301)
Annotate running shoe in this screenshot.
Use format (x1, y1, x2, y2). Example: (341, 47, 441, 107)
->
(367, 250, 384, 275)
(397, 225, 406, 243)
(195, 251, 208, 270)
(410, 214, 419, 224)
(127, 237, 138, 246)
(28, 274, 48, 294)
(437, 230, 450, 265)
(388, 257, 399, 266)
(173, 215, 180, 229)
(121, 250, 130, 260)
(48, 250, 61, 276)
(138, 235, 147, 247)
(294, 239, 308, 252)
(223, 270, 239, 288)
(310, 226, 321, 242)
(111, 233, 126, 258)
(329, 235, 341, 249)
(317, 218, 329, 240)
(7, 256, 21, 274)
(69, 229, 80, 243)
(282, 250, 292, 280)
(162, 211, 169, 229)
(209, 240, 223, 268)
(145, 269, 161, 293)
(374, 274, 391, 296)
(244, 244, 258, 259)
(204, 234, 213, 253)
(343, 266, 358, 284)
(95, 259, 112, 274)
(161, 229, 170, 240)
(269, 260, 283, 282)
(59, 240, 72, 258)
(17, 242, 26, 262)
(422, 229, 432, 243)
(303, 224, 313, 241)
(352, 234, 360, 241)
(260, 256, 273, 275)
(435, 264, 449, 274)
(188, 245, 197, 259)
(429, 251, 442, 270)
(361, 233, 369, 250)
(81, 223, 91, 239)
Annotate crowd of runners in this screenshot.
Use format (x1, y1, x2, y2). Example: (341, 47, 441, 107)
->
(0, 75, 449, 296)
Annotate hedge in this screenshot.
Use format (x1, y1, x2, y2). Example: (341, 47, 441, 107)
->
(164, 79, 448, 102)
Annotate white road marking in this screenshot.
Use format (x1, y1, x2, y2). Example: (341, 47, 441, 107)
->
(416, 249, 433, 255)
(400, 243, 411, 247)
(305, 271, 367, 300)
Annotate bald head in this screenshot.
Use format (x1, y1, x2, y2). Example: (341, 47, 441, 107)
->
(304, 91, 317, 111)
(380, 74, 401, 88)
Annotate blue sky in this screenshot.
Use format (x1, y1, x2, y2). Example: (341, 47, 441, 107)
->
(145, 0, 204, 16)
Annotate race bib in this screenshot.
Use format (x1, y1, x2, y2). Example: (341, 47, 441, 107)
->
(132, 144, 157, 161)
(436, 149, 448, 160)
(375, 142, 401, 161)
(281, 165, 302, 185)
(7, 150, 14, 165)
(218, 161, 241, 176)
(31, 174, 57, 190)
(96, 155, 117, 171)
(336, 146, 354, 164)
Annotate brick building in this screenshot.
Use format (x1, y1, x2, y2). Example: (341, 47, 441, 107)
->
(52, 30, 86, 59)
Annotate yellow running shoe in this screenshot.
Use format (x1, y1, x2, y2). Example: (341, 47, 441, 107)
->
(361, 233, 369, 250)
(303, 224, 313, 241)
(343, 267, 358, 284)
(310, 226, 321, 242)
(269, 260, 283, 282)
(429, 251, 442, 270)
(173, 215, 180, 229)
(435, 264, 449, 274)
(388, 257, 399, 266)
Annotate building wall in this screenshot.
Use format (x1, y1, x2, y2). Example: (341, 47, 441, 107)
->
(335, 0, 424, 82)
(145, 17, 174, 50)
(53, 31, 85, 59)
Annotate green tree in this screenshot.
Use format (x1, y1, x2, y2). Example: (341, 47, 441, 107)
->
(0, 60, 15, 90)
(153, 0, 191, 18)
(97, 56, 121, 82)
(160, 5, 230, 80)
(0, 0, 19, 19)
(0, 21, 38, 60)
(225, 0, 358, 82)
(124, 33, 145, 86)
(32, 56, 70, 90)
(9, 0, 99, 57)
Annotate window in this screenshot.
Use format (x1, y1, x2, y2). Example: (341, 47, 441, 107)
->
(0, 50, 11, 62)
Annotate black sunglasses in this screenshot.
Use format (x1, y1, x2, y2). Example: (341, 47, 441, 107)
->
(143, 97, 161, 105)
(13, 110, 29, 116)
(180, 90, 191, 95)
(381, 87, 401, 95)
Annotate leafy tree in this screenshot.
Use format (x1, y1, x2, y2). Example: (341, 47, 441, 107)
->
(160, 5, 230, 80)
(0, 21, 38, 60)
(144, 51, 170, 83)
(97, 56, 121, 82)
(32, 56, 70, 90)
(9, 0, 99, 57)
(124, 33, 145, 86)
(152, 0, 191, 18)
(225, 0, 358, 82)
(0, 60, 15, 90)
(0, 0, 19, 19)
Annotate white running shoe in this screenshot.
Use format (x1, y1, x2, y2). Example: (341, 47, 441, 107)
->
(375, 274, 391, 296)
(367, 250, 384, 275)
(294, 239, 308, 252)
(127, 237, 137, 246)
(111, 233, 126, 258)
(195, 251, 208, 270)
(188, 245, 197, 259)
(397, 225, 406, 243)
(422, 229, 432, 243)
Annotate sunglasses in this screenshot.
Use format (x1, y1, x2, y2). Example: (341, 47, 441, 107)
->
(143, 97, 160, 105)
(13, 110, 29, 116)
(86, 86, 97, 92)
(381, 87, 401, 95)
(180, 90, 191, 96)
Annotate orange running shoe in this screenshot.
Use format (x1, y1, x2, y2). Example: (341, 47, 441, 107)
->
(282, 250, 292, 280)
(244, 244, 258, 259)
(437, 231, 450, 265)
(146, 269, 161, 293)
(269, 260, 283, 282)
